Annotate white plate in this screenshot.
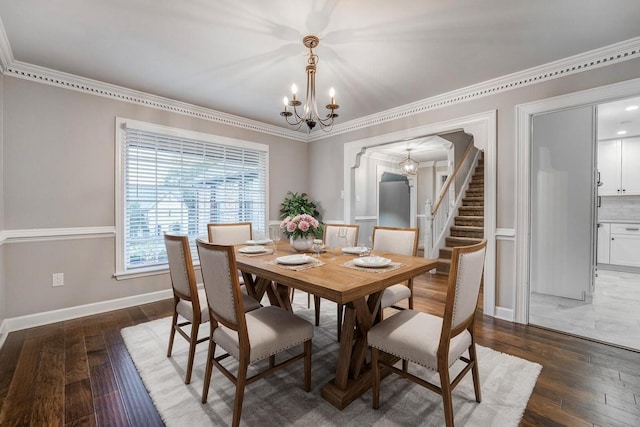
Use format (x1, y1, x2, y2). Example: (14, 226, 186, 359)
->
(342, 246, 369, 255)
(246, 239, 273, 245)
(276, 254, 313, 265)
(238, 245, 267, 254)
(353, 256, 391, 268)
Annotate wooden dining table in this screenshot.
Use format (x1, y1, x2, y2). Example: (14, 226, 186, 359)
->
(235, 242, 439, 409)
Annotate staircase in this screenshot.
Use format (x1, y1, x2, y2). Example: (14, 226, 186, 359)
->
(436, 154, 485, 275)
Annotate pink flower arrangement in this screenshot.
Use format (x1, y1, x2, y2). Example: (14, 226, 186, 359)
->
(280, 214, 320, 239)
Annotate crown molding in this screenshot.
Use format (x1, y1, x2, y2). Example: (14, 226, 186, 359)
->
(312, 36, 640, 141)
(3, 59, 308, 143)
(0, 17, 13, 73)
(1, 7, 639, 145)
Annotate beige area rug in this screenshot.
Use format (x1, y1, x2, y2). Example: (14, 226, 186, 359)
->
(121, 294, 541, 426)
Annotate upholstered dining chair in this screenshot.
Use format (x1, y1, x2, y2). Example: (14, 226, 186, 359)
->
(164, 233, 261, 385)
(368, 240, 487, 427)
(207, 221, 255, 293)
(164, 233, 209, 385)
(371, 225, 419, 313)
(207, 222, 253, 245)
(196, 239, 313, 427)
(312, 224, 359, 340)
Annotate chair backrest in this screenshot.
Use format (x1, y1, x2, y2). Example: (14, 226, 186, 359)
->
(324, 224, 359, 247)
(371, 226, 418, 256)
(207, 222, 253, 245)
(196, 239, 245, 331)
(443, 240, 487, 335)
(164, 234, 199, 305)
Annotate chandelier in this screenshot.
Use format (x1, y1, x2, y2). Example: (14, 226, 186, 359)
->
(280, 35, 339, 132)
(400, 149, 419, 175)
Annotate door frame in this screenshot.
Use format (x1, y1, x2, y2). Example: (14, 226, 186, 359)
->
(515, 77, 640, 324)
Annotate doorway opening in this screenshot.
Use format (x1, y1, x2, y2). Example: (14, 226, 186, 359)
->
(525, 94, 640, 351)
(378, 172, 412, 228)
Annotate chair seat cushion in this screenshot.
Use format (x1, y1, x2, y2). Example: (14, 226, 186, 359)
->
(381, 284, 412, 308)
(177, 288, 210, 324)
(241, 290, 262, 312)
(368, 310, 472, 370)
(214, 306, 313, 364)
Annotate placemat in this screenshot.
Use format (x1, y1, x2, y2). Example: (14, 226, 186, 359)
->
(268, 258, 325, 271)
(238, 248, 274, 257)
(342, 260, 403, 273)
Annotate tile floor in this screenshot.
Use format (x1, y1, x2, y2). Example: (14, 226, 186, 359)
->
(529, 269, 640, 351)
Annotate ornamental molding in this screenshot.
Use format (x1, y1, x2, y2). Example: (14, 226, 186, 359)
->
(0, 12, 638, 144)
(4, 60, 308, 142)
(313, 36, 640, 141)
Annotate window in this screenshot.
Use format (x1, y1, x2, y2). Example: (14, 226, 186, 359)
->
(115, 118, 268, 276)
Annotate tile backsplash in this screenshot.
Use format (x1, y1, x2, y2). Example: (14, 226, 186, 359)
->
(598, 196, 640, 221)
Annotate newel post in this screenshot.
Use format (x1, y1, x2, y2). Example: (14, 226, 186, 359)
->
(424, 199, 433, 258)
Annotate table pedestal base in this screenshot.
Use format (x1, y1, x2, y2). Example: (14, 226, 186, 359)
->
(320, 354, 397, 410)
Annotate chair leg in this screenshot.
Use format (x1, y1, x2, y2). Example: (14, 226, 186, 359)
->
(185, 321, 199, 384)
(336, 304, 343, 342)
(232, 360, 249, 427)
(269, 355, 275, 369)
(402, 359, 408, 372)
(304, 340, 312, 392)
(313, 295, 321, 326)
(408, 280, 414, 310)
(166, 310, 178, 357)
(371, 347, 380, 409)
(201, 339, 216, 403)
(439, 368, 455, 427)
(469, 343, 482, 402)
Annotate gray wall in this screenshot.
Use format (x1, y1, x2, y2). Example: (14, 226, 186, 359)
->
(1, 76, 308, 318)
(309, 57, 640, 311)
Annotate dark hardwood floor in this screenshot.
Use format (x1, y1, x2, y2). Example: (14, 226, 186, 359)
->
(1, 273, 639, 426)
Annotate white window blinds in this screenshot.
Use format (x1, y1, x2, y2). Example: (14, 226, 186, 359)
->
(116, 119, 268, 273)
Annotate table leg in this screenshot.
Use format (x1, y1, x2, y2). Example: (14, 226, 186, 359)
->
(273, 283, 293, 312)
(321, 291, 385, 409)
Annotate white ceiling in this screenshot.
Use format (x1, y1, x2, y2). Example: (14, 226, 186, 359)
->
(1, 0, 640, 142)
(598, 96, 640, 140)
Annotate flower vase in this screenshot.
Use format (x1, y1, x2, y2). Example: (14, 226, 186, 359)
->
(290, 236, 314, 252)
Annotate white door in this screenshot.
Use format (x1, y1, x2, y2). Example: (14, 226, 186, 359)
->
(621, 137, 640, 195)
(597, 140, 619, 196)
(530, 106, 596, 300)
(596, 223, 610, 264)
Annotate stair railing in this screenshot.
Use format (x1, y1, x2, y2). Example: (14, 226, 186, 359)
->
(424, 143, 480, 258)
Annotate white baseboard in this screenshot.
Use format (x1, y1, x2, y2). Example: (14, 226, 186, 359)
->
(494, 306, 514, 322)
(3, 288, 173, 337)
(0, 319, 8, 350)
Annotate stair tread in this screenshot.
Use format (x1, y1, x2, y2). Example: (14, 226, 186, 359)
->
(456, 216, 485, 220)
(446, 236, 484, 243)
(451, 226, 484, 231)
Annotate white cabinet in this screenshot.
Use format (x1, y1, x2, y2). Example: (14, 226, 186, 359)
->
(610, 223, 640, 267)
(598, 138, 640, 196)
(597, 223, 610, 264)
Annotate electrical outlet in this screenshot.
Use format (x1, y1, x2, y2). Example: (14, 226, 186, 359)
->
(52, 273, 64, 287)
